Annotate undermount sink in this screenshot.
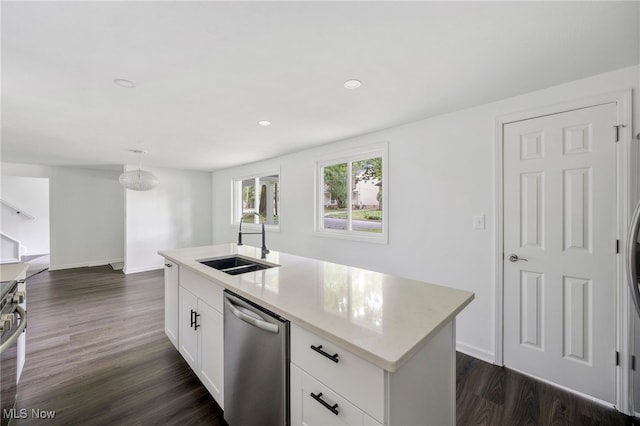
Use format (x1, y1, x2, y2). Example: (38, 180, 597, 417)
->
(198, 256, 279, 276)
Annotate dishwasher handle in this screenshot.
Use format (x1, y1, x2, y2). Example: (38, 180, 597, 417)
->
(225, 298, 279, 334)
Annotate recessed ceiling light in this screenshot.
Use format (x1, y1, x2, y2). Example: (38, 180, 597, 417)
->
(114, 78, 135, 88)
(258, 120, 272, 126)
(343, 79, 362, 89)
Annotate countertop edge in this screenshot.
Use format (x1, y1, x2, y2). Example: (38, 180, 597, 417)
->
(0, 263, 29, 282)
(289, 291, 474, 372)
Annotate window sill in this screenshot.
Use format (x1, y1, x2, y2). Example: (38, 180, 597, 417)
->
(313, 228, 388, 244)
(231, 223, 280, 233)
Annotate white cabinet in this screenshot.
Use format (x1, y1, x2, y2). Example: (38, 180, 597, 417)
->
(163, 260, 179, 349)
(291, 322, 456, 426)
(197, 299, 224, 408)
(178, 268, 225, 409)
(179, 287, 198, 366)
(291, 364, 383, 426)
(291, 324, 384, 426)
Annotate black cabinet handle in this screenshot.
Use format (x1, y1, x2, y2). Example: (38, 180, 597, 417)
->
(190, 309, 196, 329)
(310, 392, 339, 415)
(310, 344, 339, 363)
(194, 312, 201, 330)
(165, 263, 172, 268)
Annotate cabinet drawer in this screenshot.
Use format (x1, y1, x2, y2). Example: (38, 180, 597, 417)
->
(364, 413, 383, 426)
(296, 366, 364, 426)
(291, 324, 384, 423)
(180, 268, 223, 313)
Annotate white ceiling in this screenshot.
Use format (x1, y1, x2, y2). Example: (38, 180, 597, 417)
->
(2, 1, 638, 171)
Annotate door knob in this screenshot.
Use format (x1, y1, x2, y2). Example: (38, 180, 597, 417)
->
(508, 254, 528, 262)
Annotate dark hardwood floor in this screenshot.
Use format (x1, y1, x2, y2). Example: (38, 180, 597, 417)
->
(13, 266, 225, 425)
(456, 353, 636, 426)
(9, 266, 638, 425)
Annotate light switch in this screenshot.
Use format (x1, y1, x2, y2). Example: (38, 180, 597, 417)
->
(473, 215, 485, 230)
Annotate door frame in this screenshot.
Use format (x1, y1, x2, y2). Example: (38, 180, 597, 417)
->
(494, 89, 633, 413)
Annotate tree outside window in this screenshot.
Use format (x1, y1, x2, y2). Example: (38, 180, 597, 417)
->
(233, 173, 280, 226)
(320, 154, 384, 236)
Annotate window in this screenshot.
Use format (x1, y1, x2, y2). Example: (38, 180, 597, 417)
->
(316, 144, 387, 242)
(232, 171, 280, 227)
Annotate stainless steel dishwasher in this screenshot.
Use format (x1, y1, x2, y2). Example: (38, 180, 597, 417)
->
(223, 290, 289, 426)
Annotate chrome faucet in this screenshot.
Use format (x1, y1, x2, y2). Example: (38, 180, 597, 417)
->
(238, 213, 270, 259)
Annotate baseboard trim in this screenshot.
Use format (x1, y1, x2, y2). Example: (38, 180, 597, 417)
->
(49, 258, 124, 271)
(123, 264, 164, 275)
(456, 341, 495, 364)
(49, 263, 87, 271)
(508, 365, 615, 410)
(457, 344, 617, 410)
(86, 259, 123, 267)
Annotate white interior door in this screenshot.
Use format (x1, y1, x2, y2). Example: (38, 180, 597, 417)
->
(503, 102, 618, 403)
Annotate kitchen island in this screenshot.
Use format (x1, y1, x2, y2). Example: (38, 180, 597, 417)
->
(159, 244, 474, 425)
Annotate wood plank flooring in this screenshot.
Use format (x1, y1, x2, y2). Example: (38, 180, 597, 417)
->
(13, 266, 225, 425)
(9, 266, 638, 425)
(456, 353, 637, 425)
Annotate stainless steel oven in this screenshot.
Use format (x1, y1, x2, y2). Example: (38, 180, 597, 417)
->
(1, 280, 27, 426)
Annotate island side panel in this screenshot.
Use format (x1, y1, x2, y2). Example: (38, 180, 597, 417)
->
(386, 321, 455, 426)
(164, 260, 179, 349)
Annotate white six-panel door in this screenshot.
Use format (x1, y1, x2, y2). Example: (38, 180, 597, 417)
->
(503, 102, 618, 403)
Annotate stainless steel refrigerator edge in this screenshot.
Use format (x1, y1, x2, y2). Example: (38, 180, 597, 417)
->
(627, 202, 640, 318)
(223, 290, 290, 426)
(629, 200, 640, 414)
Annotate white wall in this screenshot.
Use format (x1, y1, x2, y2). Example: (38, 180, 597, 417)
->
(124, 166, 212, 274)
(1, 176, 50, 257)
(1, 163, 125, 269)
(1, 163, 213, 274)
(212, 65, 640, 362)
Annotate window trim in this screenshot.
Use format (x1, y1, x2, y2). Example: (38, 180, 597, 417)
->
(314, 142, 388, 244)
(230, 168, 281, 231)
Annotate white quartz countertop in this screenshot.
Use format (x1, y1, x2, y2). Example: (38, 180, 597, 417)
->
(159, 244, 474, 372)
(0, 263, 29, 282)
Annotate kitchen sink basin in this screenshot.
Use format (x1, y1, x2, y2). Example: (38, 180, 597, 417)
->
(198, 256, 279, 276)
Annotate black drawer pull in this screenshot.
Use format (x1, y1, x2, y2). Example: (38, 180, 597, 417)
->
(310, 344, 339, 363)
(194, 312, 201, 330)
(190, 309, 198, 329)
(164, 263, 172, 268)
(310, 392, 339, 415)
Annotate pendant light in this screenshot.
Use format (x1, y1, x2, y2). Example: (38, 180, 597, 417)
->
(119, 149, 159, 191)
